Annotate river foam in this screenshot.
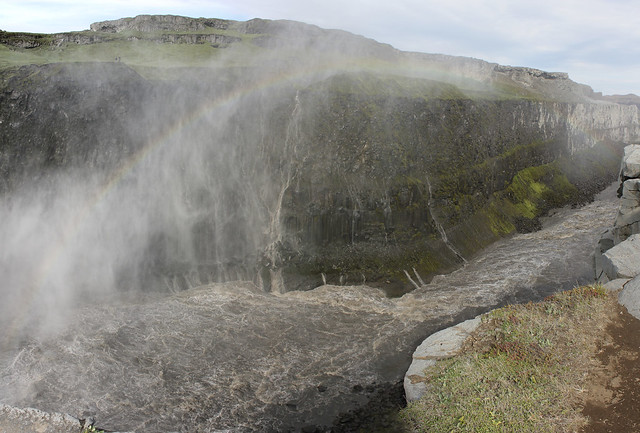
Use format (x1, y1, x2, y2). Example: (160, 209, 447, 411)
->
(0, 184, 619, 432)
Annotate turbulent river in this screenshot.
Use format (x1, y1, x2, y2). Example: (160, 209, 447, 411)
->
(0, 184, 619, 432)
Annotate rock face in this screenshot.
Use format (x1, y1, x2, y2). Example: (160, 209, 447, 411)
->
(596, 144, 640, 281)
(592, 146, 640, 320)
(2, 17, 640, 299)
(0, 62, 635, 299)
(599, 234, 640, 280)
(90, 14, 233, 33)
(619, 276, 640, 320)
(614, 178, 640, 241)
(619, 144, 640, 180)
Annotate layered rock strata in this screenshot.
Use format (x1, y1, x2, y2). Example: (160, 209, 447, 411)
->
(2, 62, 638, 295)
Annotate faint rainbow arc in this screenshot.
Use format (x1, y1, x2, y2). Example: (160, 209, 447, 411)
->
(6, 58, 627, 342)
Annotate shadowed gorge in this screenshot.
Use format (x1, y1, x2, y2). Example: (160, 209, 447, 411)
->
(1, 15, 640, 432)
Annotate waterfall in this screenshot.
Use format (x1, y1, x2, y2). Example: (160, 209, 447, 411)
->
(425, 175, 467, 263)
(264, 90, 304, 292)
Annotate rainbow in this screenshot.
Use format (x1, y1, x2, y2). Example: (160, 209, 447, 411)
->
(2, 55, 395, 344)
(2, 55, 627, 346)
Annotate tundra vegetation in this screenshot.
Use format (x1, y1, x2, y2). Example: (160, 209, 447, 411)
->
(399, 285, 612, 432)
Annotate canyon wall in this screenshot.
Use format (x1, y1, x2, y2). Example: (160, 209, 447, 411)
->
(3, 15, 640, 432)
(1, 17, 640, 299)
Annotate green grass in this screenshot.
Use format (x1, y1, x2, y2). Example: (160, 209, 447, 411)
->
(0, 26, 266, 75)
(0, 40, 225, 69)
(313, 71, 468, 101)
(399, 285, 610, 433)
(0, 27, 538, 101)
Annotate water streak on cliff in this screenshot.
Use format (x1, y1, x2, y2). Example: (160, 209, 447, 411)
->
(425, 174, 467, 264)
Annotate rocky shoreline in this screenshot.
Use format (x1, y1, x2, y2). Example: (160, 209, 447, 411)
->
(0, 167, 622, 433)
(593, 143, 640, 316)
(404, 144, 640, 404)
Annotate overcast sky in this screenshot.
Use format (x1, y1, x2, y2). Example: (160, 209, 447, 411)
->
(2, 0, 639, 95)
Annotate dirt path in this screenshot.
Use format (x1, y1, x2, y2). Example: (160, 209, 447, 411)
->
(581, 303, 640, 433)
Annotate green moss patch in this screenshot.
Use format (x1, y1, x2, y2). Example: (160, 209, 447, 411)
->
(503, 163, 578, 219)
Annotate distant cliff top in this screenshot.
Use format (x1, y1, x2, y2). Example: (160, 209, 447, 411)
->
(90, 14, 235, 33)
(0, 14, 632, 102)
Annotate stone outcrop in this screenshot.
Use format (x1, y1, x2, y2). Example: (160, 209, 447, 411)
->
(614, 178, 640, 242)
(52, 31, 241, 47)
(404, 316, 481, 402)
(596, 144, 640, 281)
(0, 30, 52, 48)
(592, 147, 640, 322)
(599, 234, 640, 280)
(90, 15, 233, 33)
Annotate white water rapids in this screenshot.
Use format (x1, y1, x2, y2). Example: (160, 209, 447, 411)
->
(0, 184, 619, 432)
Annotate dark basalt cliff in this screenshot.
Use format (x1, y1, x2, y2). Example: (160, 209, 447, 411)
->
(1, 16, 639, 299)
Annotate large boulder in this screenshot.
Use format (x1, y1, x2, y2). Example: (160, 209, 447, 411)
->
(619, 144, 640, 180)
(595, 229, 615, 281)
(599, 234, 640, 281)
(613, 178, 640, 243)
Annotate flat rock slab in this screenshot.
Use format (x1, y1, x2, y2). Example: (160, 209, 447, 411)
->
(603, 278, 631, 291)
(0, 404, 81, 433)
(601, 234, 640, 281)
(619, 276, 640, 321)
(404, 316, 481, 402)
